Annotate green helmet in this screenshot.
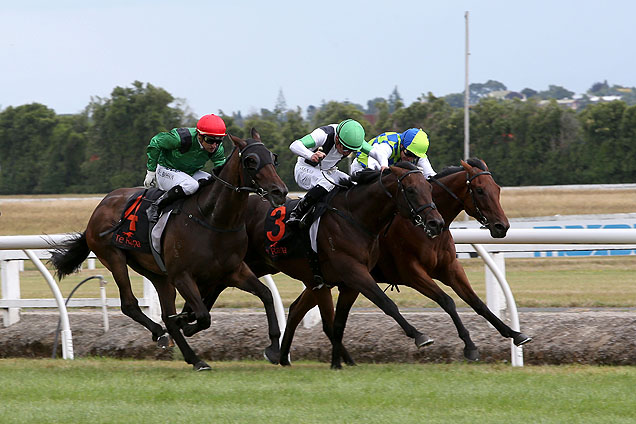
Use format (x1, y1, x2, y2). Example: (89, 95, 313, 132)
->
(336, 119, 371, 153)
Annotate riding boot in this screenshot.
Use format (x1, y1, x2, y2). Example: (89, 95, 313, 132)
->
(147, 185, 187, 223)
(287, 185, 329, 228)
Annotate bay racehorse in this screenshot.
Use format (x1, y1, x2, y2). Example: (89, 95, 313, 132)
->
(235, 162, 444, 368)
(277, 158, 532, 366)
(50, 129, 288, 370)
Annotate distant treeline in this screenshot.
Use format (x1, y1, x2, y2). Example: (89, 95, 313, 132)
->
(1, 80, 635, 194)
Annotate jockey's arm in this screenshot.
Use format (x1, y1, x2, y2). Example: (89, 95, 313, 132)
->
(417, 157, 436, 178)
(290, 127, 328, 161)
(368, 143, 392, 169)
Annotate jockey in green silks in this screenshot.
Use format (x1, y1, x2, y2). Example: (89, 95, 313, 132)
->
(351, 128, 435, 178)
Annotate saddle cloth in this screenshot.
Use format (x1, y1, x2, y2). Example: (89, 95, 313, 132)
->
(264, 198, 321, 261)
(112, 188, 180, 255)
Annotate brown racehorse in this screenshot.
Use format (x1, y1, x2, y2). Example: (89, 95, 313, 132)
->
(233, 162, 444, 368)
(276, 158, 532, 366)
(50, 129, 288, 370)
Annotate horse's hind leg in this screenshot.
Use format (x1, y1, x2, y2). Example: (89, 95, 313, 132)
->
(228, 263, 281, 365)
(98, 250, 166, 342)
(441, 262, 532, 346)
(408, 271, 479, 361)
(280, 286, 356, 367)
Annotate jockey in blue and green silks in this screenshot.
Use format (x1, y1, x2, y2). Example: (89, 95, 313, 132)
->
(351, 128, 436, 178)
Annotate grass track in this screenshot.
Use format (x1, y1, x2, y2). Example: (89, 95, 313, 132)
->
(0, 358, 635, 423)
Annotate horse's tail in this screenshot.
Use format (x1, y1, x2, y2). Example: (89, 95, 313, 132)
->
(48, 231, 91, 279)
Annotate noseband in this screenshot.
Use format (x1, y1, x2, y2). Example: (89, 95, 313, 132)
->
(209, 139, 278, 198)
(430, 170, 492, 227)
(380, 169, 438, 229)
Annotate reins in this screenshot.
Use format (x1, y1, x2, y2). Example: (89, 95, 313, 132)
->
(191, 138, 277, 232)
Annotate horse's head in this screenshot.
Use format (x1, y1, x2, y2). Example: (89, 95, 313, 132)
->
(461, 159, 510, 238)
(230, 128, 288, 207)
(388, 162, 444, 238)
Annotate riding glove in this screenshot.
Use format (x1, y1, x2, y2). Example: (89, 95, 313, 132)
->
(143, 170, 156, 188)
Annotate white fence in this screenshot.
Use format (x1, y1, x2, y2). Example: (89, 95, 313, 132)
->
(2, 223, 636, 365)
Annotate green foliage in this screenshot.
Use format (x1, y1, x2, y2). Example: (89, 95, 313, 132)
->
(2, 80, 636, 194)
(81, 81, 185, 192)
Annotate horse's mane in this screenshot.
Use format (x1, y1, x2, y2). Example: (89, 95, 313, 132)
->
(433, 158, 486, 179)
(351, 161, 419, 185)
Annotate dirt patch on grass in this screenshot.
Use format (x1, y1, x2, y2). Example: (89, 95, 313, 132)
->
(1, 309, 635, 367)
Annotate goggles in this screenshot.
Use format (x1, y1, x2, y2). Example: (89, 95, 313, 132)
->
(201, 134, 224, 145)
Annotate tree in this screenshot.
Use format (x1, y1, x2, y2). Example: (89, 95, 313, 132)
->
(469, 80, 507, 104)
(521, 88, 537, 99)
(274, 88, 287, 119)
(81, 81, 187, 192)
(536, 85, 574, 100)
(0, 103, 57, 194)
(388, 86, 403, 113)
(35, 114, 89, 193)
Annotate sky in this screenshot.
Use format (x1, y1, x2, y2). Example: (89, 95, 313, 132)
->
(2, 0, 635, 118)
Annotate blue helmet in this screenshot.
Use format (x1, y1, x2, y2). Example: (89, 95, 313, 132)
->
(401, 128, 430, 158)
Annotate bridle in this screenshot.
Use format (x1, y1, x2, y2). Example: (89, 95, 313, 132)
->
(430, 169, 492, 227)
(380, 168, 438, 232)
(208, 138, 278, 199)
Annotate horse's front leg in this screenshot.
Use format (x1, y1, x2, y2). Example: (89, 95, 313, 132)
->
(441, 261, 532, 347)
(181, 284, 228, 336)
(342, 264, 434, 350)
(170, 272, 211, 337)
(406, 267, 479, 361)
(228, 262, 281, 365)
(330, 286, 360, 369)
(157, 281, 210, 371)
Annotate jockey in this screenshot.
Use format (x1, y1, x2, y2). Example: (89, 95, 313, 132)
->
(287, 119, 381, 227)
(351, 128, 435, 178)
(144, 113, 227, 223)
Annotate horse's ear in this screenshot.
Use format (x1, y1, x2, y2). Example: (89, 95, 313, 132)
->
(250, 128, 261, 141)
(460, 160, 471, 171)
(230, 133, 247, 149)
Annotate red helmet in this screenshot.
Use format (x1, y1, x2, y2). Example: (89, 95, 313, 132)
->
(196, 114, 226, 136)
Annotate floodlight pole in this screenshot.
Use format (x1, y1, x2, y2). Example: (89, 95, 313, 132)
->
(464, 11, 470, 160)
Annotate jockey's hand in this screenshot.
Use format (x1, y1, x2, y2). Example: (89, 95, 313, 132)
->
(143, 170, 156, 188)
(381, 166, 389, 172)
(310, 151, 326, 163)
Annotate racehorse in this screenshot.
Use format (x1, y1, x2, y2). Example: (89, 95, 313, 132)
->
(230, 161, 443, 369)
(276, 158, 532, 366)
(50, 129, 288, 370)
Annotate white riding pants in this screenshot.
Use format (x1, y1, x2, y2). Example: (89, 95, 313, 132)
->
(294, 161, 349, 192)
(156, 164, 211, 195)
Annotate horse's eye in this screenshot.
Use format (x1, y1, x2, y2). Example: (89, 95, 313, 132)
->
(243, 156, 258, 169)
(476, 187, 484, 195)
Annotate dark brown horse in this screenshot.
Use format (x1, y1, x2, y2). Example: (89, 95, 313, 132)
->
(277, 158, 532, 366)
(50, 129, 288, 370)
(234, 162, 444, 368)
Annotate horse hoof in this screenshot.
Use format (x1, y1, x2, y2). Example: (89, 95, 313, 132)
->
(193, 361, 212, 371)
(514, 333, 532, 346)
(156, 334, 172, 349)
(330, 363, 343, 370)
(264, 346, 280, 365)
(415, 334, 434, 348)
(463, 348, 480, 361)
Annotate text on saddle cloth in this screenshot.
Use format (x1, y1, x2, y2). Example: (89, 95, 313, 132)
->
(264, 198, 322, 261)
(112, 188, 179, 255)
